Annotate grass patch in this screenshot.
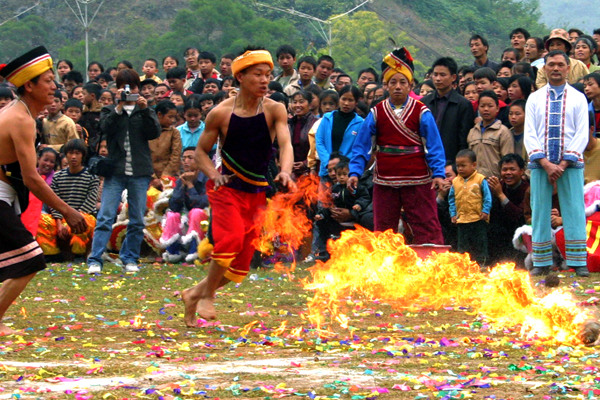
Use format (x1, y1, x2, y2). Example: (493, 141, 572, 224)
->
(0, 261, 599, 399)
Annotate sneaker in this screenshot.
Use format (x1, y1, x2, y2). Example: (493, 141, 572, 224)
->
(575, 268, 590, 277)
(87, 263, 102, 274)
(124, 263, 140, 273)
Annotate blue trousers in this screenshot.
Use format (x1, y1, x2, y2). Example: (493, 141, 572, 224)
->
(88, 174, 151, 266)
(531, 168, 586, 268)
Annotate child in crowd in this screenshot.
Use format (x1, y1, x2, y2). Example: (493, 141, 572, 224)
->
(288, 90, 318, 178)
(177, 99, 205, 151)
(222, 76, 234, 92)
(170, 92, 186, 106)
(198, 93, 214, 114)
(315, 161, 371, 239)
(21, 148, 59, 236)
(149, 100, 182, 178)
(449, 149, 492, 268)
(71, 86, 85, 102)
(467, 90, 514, 177)
(95, 73, 113, 89)
(198, 51, 218, 81)
(160, 147, 209, 263)
(508, 99, 526, 157)
(95, 139, 108, 211)
(166, 67, 193, 96)
(274, 44, 298, 89)
(99, 89, 114, 106)
(37, 139, 99, 259)
(42, 90, 79, 151)
(284, 56, 317, 97)
(0, 86, 15, 109)
(140, 58, 162, 83)
(162, 56, 179, 76)
(80, 83, 103, 150)
(472, 68, 510, 126)
(463, 81, 479, 102)
(436, 161, 458, 250)
(494, 78, 510, 103)
(307, 90, 339, 173)
(63, 98, 88, 146)
(203, 78, 221, 94)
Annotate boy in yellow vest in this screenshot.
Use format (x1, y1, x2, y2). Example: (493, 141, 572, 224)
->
(449, 149, 492, 268)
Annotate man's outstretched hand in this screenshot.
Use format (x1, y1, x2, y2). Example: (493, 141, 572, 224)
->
(275, 171, 296, 190)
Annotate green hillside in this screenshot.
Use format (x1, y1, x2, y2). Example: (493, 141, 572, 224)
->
(0, 0, 547, 79)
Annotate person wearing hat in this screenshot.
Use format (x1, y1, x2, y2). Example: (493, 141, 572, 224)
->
(525, 49, 590, 277)
(348, 47, 446, 245)
(0, 46, 87, 335)
(181, 46, 294, 325)
(536, 29, 589, 88)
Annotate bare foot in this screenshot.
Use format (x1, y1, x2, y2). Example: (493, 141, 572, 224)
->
(182, 288, 199, 328)
(0, 323, 17, 336)
(196, 298, 216, 320)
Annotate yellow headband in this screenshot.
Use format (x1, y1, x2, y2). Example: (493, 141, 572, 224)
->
(231, 50, 274, 76)
(382, 53, 413, 84)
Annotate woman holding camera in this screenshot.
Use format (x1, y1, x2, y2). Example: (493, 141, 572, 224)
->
(86, 69, 161, 274)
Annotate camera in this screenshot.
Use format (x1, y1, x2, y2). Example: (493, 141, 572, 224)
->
(120, 84, 139, 102)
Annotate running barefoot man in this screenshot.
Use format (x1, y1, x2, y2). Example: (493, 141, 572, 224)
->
(0, 47, 86, 335)
(182, 47, 294, 325)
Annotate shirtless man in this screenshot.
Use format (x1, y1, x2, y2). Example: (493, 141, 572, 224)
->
(182, 47, 294, 325)
(0, 47, 86, 335)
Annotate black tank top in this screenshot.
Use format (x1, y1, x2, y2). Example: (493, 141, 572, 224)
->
(220, 99, 274, 193)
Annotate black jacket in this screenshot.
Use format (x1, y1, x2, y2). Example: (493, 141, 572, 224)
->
(421, 89, 475, 162)
(100, 105, 161, 177)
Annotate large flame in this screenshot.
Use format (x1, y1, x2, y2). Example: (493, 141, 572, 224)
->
(303, 226, 592, 344)
(253, 175, 331, 275)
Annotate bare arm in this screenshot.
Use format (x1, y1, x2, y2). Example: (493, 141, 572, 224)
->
(12, 115, 86, 233)
(272, 102, 294, 189)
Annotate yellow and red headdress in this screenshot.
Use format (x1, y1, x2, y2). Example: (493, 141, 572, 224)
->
(381, 47, 414, 84)
(0, 46, 53, 88)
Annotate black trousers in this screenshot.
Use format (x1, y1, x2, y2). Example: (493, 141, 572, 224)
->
(457, 220, 488, 266)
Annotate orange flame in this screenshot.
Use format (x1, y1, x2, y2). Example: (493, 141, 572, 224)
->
(240, 320, 259, 337)
(20, 307, 27, 319)
(133, 314, 142, 328)
(253, 175, 330, 277)
(303, 226, 592, 344)
(290, 326, 303, 337)
(271, 320, 288, 336)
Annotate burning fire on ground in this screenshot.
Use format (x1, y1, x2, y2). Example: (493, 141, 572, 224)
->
(253, 175, 330, 277)
(251, 177, 596, 345)
(303, 227, 594, 345)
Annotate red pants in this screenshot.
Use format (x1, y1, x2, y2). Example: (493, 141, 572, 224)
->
(207, 181, 266, 283)
(373, 183, 443, 245)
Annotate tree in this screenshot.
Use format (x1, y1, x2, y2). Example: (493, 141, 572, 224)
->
(322, 11, 426, 79)
(0, 16, 59, 63)
(150, 0, 302, 63)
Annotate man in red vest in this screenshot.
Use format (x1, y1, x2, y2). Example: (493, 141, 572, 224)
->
(348, 48, 446, 244)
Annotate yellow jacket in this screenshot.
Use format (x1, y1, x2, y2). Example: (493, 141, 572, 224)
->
(449, 170, 492, 223)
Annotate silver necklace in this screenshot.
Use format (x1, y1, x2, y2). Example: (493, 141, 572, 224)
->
(19, 99, 34, 119)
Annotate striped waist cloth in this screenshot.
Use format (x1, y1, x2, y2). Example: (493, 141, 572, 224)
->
(378, 145, 423, 154)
